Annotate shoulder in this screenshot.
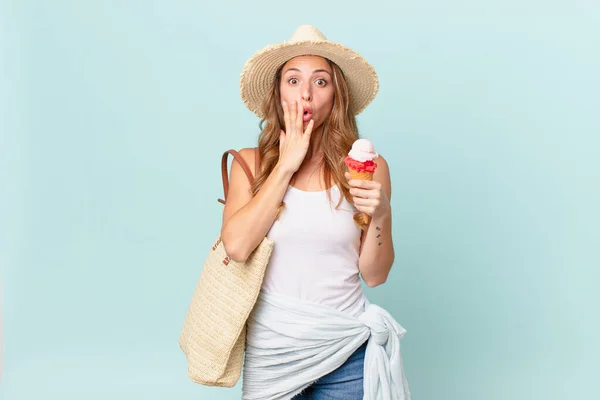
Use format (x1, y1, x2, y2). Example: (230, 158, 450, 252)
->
(235, 147, 257, 170)
(231, 147, 258, 178)
(375, 154, 389, 170)
(373, 154, 390, 180)
(222, 148, 257, 224)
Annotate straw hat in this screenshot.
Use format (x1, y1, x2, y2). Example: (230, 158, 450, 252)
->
(240, 25, 379, 119)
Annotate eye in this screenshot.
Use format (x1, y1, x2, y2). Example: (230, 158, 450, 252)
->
(288, 77, 299, 85)
(316, 78, 327, 86)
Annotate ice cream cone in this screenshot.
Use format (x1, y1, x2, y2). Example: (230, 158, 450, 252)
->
(345, 139, 379, 228)
(348, 167, 373, 225)
(348, 169, 373, 181)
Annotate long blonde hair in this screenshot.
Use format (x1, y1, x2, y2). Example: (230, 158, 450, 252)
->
(250, 58, 367, 230)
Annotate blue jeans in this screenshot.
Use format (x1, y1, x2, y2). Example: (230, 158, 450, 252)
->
(292, 340, 367, 400)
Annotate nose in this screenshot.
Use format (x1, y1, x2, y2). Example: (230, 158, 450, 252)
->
(301, 83, 312, 102)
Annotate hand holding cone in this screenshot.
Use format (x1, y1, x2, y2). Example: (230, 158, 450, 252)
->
(344, 139, 379, 226)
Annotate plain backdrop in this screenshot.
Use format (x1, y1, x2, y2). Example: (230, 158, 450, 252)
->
(1, 0, 599, 399)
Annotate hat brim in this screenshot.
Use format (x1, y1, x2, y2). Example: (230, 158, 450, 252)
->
(240, 40, 379, 119)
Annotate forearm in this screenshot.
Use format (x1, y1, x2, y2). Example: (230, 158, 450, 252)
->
(358, 209, 394, 287)
(221, 164, 293, 261)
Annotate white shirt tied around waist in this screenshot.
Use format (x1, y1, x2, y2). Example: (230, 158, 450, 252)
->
(242, 290, 411, 400)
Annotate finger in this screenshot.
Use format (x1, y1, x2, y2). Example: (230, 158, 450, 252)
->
(344, 172, 352, 180)
(303, 119, 314, 137)
(350, 187, 376, 199)
(282, 101, 290, 133)
(289, 100, 297, 133)
(296, 101, 303, 133)
(354, 205, 375, 216)
(353, 197, 378, 207)
(348, 179, 368, 188)
(349, 179, 380, 190)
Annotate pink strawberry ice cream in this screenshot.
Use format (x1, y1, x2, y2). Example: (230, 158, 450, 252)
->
(344, 139, 379, 173)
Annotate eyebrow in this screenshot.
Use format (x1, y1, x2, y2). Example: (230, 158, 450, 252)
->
(283, 67, 332, 77)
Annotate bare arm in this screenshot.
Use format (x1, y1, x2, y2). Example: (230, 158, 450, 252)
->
(221, 100, 314, 262)
(220, 148, 293, 262)
(347, 155, 394, 287)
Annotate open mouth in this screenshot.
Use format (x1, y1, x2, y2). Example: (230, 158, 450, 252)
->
(303, 107, 313, 122)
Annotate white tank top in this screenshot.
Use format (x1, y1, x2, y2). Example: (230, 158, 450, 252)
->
(262, 184, 366, 315)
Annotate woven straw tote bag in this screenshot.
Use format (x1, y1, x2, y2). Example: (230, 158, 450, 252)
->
(179, 148, 274, 387)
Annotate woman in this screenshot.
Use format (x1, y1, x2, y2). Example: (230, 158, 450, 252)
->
(221, 25, 410, 400)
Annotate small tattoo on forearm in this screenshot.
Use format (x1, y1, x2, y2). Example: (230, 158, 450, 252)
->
(376, 226, 381, 231)
(376, 234, 381, 238)
(378, 242, 383, 246)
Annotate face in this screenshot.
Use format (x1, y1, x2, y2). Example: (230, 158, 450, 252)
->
(279, 55, 335, 130)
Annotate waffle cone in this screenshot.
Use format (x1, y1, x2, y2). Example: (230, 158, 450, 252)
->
(348, 169, 373, 181)
(348, 167, 374, 226)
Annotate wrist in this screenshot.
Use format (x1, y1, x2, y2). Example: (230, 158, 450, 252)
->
(273, 163, 295, 182)
(372, 205, 392, 222)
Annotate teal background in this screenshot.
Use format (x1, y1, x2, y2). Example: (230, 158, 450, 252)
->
(1, 0, 598, 399)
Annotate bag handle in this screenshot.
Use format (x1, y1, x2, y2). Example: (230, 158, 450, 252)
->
(218, 148, 260, 205)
